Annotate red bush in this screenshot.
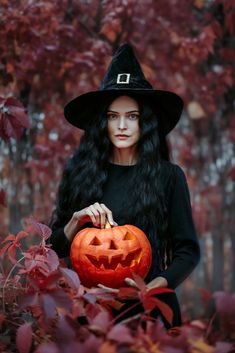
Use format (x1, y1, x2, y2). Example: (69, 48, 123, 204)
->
(0, 218, 234, 353)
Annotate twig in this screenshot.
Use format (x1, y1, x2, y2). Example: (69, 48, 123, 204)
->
(117, 313, 141, 325)
(2, 256, 25, 312)
(205, 311, 217, 340)
(110, 300, 141, 325)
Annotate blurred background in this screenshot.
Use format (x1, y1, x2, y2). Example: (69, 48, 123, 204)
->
(0, 0, 234, 321)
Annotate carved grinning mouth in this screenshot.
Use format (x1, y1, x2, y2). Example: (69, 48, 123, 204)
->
(86, 248, 142, 270)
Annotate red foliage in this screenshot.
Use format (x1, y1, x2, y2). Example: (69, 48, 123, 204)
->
(0, 219, 234, 352)
(16, 322, 33, 353)
(0, 96, 30, 142)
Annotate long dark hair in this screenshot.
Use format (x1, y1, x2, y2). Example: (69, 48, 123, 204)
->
(52, 93, 173, 268)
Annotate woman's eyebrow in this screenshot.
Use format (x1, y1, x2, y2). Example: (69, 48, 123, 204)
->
(107, 110, 140, 113)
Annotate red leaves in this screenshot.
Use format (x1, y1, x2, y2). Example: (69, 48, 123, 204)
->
(0, 97, 30, 142)
(19, 273, 73, 321)
(1, 222, 235, 351)
(213, 291, 235, 316)
(59, 267, 81, 291)
(16, 323, 33, 353)
(27, 216, 52, 242)
(107, 324, 134, 344)
(130, 274, 175, 326)
(0, 231, 28, 264)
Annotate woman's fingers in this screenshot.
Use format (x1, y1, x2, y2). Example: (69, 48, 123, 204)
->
(94, 202, 106, 228)
(83, 202, 118, 228)
(97, 284, 119, 293)
(125, 277, 138, 288)
(85, 208, 98, 226)
(100, 203, 117, 226)
(89, 205, 101, 226)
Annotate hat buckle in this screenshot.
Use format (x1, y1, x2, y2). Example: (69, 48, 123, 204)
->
(117, 73, 130, 84)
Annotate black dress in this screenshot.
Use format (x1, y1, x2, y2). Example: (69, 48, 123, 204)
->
(50, 160, 200, 328)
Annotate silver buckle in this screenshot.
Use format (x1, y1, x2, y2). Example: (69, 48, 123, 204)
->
(117, 73, 130, 84)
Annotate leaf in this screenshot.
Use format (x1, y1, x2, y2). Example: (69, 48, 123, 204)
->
(131, 273, 146, 291)
(107, 324, 134, 344)
(60, 267, 80, 290)
(189, 338, 214, 353)
(34, 342, 59, 353)
(145, 287, 175, 297)
(214, 342, 234, 353)
(45, 248, 59, 272)
(0, 241, 12, 257)
(143, 296, 173, 326)
(40, 292, 58, 319)
(41, 290, 72, 319)
(117, 286, 139, 299)
(55, 314, 76, 342)
(16, 231, 29, 241)
(26, 216, 52, 241)
(197, 288, 212, 303)
(77, 335, 103, 353)
(89, 311, 111, 332)
(83, 292, 97, 305)
(0, 96, 30, 142)
(16, 323, 33, 353)
(99, 342, 117, 353)
(18, 293, 39, 309)
(213, 292, 235, 315)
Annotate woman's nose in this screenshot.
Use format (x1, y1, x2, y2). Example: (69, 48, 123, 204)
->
(118, 116, 127, 129)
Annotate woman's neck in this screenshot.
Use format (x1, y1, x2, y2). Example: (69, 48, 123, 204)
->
(110, 148, 138, 166)
(110, 153, 137, 165)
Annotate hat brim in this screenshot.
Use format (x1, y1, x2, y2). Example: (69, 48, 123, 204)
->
(64, 89, 184, 135)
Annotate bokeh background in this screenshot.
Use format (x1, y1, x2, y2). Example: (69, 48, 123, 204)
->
(0, 0, 234, 321)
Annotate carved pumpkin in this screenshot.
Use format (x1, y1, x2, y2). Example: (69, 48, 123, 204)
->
(70, 221, 152, 288)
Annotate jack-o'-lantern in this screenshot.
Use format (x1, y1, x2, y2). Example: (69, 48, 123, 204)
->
(70, 221, 152, 288)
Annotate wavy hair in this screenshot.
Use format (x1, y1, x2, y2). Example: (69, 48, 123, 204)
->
(52, 92, 173, 268)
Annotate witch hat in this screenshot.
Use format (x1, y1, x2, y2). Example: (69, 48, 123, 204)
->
(64, 43, 183, 135)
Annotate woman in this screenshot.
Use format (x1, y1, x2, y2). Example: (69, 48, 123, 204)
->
(50, 43, 200, 328)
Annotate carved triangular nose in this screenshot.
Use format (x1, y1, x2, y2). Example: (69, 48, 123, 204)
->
(109, 240, 118, 249)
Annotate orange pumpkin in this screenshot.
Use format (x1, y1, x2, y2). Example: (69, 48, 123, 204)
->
(70, 221, 152, 288)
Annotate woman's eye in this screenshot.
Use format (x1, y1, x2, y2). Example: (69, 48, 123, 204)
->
(107, 114, 117, 120)
(129, 114, 139, 120)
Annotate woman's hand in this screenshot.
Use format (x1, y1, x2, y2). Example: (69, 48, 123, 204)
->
(64, 202, 118, 242)
(97, 276, 168, 293)
(146, 276, 168, 290)
(97, 277, 138, 293)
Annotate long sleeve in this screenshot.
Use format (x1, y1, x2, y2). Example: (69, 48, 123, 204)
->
(50, 216, 71, 258)
(159, 164, 200, 289)
(50, 212, 92, 258)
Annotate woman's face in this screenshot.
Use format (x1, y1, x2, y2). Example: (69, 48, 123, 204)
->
(107, 95, 140, 150)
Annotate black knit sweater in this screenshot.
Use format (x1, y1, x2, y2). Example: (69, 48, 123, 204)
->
(50, 160, 200, 289)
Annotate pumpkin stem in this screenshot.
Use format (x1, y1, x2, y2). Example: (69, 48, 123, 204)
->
(104, 219, 112, 229)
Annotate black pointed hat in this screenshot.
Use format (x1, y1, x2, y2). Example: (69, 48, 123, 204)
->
(64, 43, 184, 135)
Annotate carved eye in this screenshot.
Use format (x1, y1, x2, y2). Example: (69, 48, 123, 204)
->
(89, 236, 101, 245)
(123, 232, 136, 240)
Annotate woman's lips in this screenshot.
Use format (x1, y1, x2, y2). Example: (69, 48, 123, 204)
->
(115, 135, 129, 139)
